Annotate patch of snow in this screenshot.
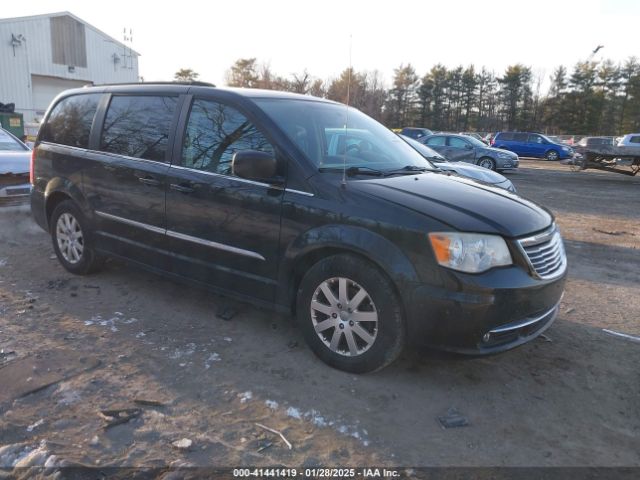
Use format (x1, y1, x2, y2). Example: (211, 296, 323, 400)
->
(223, 337, 232, 342)
(239, 391, 253, 403)
(286, 406, 302, 419)
(0, 259, 7, 267)
(26, 419, 44, 432)
(135, 332, 146, 338)
(265, 400, 279, 410)
(204, 353, 221, 369)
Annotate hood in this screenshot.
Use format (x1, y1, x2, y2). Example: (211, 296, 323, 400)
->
(353, 173, 551, 237)
(0, 151, 30, 175)
(436, 162, 507, 184)
(479, 146, 518, 158)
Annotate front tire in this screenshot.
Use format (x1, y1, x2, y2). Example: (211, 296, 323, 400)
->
(478, 157, 496, 170)
(545, 150, 559, 161)
(50, 200, 104, 275)
(296, 254, 405, 373)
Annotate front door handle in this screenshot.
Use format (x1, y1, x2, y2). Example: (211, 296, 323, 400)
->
(170, 182, 195, 194)
(138, 176, 162, 187)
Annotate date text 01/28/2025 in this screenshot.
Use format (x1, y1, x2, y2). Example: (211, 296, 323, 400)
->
(232, 468, 401, 478)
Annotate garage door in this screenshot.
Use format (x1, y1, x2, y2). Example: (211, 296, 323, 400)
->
(31, 75, 91, 119)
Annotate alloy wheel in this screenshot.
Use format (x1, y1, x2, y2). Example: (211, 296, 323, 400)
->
(310, 277, 378, 357)
(56, 213, 84, 264)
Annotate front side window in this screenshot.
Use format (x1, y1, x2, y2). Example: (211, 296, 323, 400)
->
(42, 94, 101, 148)
(181, 99, 274, 176)
(528, 134, 543, 144)
(101, 95, 177, 162)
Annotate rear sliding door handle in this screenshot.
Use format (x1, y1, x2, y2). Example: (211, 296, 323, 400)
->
(138, 176, 162, 187)
(170, 183, 195, 194)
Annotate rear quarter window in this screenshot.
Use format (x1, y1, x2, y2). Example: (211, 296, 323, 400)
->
(630, 136, 640, 144)
(41, 94, 101, 148)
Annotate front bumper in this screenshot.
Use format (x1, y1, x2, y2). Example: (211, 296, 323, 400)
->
(404, 264, 566, 354)
(497, 157, 519, 169)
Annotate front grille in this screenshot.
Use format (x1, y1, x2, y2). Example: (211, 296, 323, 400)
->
(518, 226, 566, 279)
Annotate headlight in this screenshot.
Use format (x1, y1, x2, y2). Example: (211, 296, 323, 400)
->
(497, 152, 512, 159)
(562, 146, 571, 152)
(428, 232, 512, 273)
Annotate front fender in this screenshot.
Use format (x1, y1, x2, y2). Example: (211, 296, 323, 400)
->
(277, 224, 420, 309)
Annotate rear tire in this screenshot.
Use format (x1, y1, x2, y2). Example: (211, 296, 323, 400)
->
(296, 254, 405, 373)
(50, 200, 104, 275)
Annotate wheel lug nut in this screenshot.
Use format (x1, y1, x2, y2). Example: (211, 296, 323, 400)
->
(337, 304, 342, 309)
(331, 313, 337, 318)
(349, 321, 354, 326)
(339, 324, 344, 329)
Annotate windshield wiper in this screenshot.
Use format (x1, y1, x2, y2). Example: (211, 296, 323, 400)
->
(318, 166, 385, 176)
(384, 165, 433, 175)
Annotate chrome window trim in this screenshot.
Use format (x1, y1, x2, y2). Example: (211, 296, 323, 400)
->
(95, 210, 265, 261)
(168, 164, 271, 188)
(40, 142, 169, 167)
(168, 164, 314, 196)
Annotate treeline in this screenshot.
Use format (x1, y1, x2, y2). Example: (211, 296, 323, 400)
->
(225, 58, 640, 135)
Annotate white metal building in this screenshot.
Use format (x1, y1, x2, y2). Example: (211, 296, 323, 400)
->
(0, 12, 139, 123)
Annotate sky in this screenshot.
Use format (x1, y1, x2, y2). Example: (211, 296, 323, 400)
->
(2, 0, 639, 89)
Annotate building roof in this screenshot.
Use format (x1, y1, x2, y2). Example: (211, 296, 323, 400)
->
(0, 11, 140, 56)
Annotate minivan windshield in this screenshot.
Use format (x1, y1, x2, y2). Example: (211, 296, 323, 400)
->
(255, 99, 435, 172)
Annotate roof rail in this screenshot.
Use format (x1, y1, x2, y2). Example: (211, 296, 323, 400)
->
(85, 81, 216, 88)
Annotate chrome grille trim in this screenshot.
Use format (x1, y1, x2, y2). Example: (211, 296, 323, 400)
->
(517, 225, 567, 280)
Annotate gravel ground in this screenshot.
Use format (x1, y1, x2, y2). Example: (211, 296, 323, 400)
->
(0, 160, 638, 474)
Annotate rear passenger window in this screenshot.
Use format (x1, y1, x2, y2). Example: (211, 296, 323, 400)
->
(42, 94, 101, 148)
(100, 95, 177, 162)
(630, 136, 640, 144)
(181, 99, 274, 176)
(425, 136, 446, 146)
(448, 137, 469, 148)
(513, 133, 528, 142)
(498, 132, 514, 141)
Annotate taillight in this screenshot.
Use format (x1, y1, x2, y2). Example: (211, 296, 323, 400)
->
(30, 148, 35, 185)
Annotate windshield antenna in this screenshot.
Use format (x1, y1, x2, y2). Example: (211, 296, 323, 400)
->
(341, 34, 352, 188)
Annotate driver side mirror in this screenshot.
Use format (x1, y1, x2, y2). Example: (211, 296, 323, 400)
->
(465, 144, 473, 149)
(232, 150, 282, 184)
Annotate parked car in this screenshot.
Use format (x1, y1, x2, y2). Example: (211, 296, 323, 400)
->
(0, 127, 31, 204)
(617, 133, 640, 147)
(400, 135, 516, 192)
(420, 133, 519, 171)
(492, 132, 573, 160)
(399, 127, 433, 140)
(459, 132, 489, 145)
(31, 84, 567, 373)
(575, 136, 615, 148)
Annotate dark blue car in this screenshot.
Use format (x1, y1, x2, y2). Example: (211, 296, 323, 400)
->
(492, 132, 573, 160)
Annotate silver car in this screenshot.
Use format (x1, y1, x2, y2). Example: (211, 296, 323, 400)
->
(0, 128, 31, 204)
(401, 135, 516, 192)
(421, 133, 519, 171)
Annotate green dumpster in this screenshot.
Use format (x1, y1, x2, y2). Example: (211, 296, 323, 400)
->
(0, 112, 25, 140)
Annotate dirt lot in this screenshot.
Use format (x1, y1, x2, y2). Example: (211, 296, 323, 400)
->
(0, 160, 639, 473)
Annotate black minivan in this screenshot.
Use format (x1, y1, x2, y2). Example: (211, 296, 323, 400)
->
(31, 84, 567, 373)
